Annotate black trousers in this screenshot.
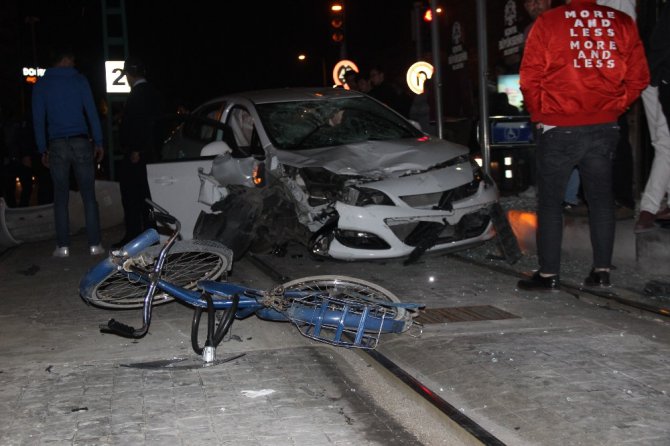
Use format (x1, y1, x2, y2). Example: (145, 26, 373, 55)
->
(119, 156, 154, 239)
(612, 112, 634, 209)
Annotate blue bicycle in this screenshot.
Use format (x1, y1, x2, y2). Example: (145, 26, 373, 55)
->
(80, 201, 423, 363)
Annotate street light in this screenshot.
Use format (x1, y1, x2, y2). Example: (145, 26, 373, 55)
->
(297, 53, 328, 87)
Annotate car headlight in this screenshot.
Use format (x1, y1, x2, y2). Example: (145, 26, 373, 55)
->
(343, 186, 394, 206)
(469, 158, 495, 187)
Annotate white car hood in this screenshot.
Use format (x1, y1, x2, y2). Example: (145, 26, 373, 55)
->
(274, 138, 467, 178)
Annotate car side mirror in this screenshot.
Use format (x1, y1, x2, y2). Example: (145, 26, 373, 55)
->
(200, 141, 232, 157)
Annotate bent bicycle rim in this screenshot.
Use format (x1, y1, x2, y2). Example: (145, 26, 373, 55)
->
(87, 240, 232, 309)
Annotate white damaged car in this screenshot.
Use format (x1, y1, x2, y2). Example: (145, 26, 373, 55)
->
(147, 87, 500, 262)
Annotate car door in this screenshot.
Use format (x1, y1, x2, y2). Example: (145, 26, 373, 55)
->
(147, 101, 228, 239)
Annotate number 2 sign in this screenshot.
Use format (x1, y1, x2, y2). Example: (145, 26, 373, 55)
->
(105, 61, 130, 93)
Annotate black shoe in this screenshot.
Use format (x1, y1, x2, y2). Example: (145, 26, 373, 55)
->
(517, 271, 560, 292)
(583, 269, 610, 287)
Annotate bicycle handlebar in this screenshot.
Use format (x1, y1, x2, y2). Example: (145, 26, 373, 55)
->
(146, 198, 179, 226)
(97, 199, 184, 339)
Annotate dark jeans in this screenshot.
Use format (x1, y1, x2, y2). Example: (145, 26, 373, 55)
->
(536, 123, 619, 275)
(49, 137, 101, 247)
(612, 113, 634, 209)
(119, 156, 153, 240)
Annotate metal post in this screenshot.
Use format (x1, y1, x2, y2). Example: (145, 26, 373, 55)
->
(476, 0, 491, 175)
(322, 57, 328, 87)
(341, 0, 348, 59)
(429, 0, 444, 139)
(25, 17, 39, 66)
(412, 2, 423, 60)
(101, 0, 129, 181)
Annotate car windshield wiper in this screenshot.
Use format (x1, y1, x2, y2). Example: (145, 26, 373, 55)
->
(291, 122, 330, 148)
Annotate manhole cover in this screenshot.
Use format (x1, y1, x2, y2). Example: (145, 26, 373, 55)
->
(415, 305, 519, 324)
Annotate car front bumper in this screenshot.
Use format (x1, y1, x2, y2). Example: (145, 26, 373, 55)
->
(318, 184, 499, 261)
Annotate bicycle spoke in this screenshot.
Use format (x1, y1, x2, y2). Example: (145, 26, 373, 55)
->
(89, 242, 231, 309)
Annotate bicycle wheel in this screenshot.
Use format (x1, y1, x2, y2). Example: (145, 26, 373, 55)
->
(281, 275, 406, 321)
(86, 240, 232, 309)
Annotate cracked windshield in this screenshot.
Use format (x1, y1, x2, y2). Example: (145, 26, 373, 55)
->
(256, 97, 423, 151)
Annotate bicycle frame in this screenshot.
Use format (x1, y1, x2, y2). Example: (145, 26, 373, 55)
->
(80, 201, 421, 362)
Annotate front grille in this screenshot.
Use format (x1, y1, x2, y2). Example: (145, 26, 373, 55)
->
(388, 209, 491, 247)
(399, 191, 442, 208)
(400, 180, 481, 210)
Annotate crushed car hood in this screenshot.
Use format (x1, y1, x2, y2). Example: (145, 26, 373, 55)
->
(274, 138, 468, 178)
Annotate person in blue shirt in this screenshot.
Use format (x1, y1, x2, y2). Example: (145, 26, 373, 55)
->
(32, 45, 105, 257)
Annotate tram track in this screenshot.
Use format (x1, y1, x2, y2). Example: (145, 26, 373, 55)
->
(247, 252, 506, 446)
(246, 248, 670, 445)
(448, 252, 670, 319)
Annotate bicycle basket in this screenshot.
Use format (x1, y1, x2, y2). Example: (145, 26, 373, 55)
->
(286, 294, 398, 349)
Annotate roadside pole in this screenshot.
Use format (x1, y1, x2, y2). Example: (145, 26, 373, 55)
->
(429, 0, 444, 139)
(476, 0, 492, 175)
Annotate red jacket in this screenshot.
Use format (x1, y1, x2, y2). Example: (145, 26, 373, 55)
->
(520, 0, 649, 126)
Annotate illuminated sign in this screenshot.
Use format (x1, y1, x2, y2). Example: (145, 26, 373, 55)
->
(23, 67, 45, 84)
(332, 59, 359, 88)
(406, 61, 434, 95)
(105, 60, 130, 93)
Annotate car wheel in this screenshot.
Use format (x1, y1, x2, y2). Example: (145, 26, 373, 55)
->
(194, 189, 262, 261)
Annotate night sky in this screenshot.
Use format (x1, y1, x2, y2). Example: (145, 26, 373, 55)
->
(7, 0, 417, 114)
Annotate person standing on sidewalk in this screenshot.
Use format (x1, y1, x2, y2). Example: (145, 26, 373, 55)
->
(32, 45, 104, 257)
(635, 2, 670, 232)
(517, 0, 649, 291)
(112, 56, 164, 248)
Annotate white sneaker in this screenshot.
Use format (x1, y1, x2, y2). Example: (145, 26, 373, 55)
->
(53, 246, 70, 257)
(89, 244, 105, 256)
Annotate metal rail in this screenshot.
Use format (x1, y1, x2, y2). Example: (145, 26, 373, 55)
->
(243, 247, 669, 446)
(448, 253, 670, 319)
(245, 252, 506, 446)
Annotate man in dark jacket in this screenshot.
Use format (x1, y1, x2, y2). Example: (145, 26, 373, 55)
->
(114, 56, 164, 248)
(517, 0, 649, 291)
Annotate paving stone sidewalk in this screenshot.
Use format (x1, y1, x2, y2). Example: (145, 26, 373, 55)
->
(255, 241, 670, 446)
(0, 236, 426, 446)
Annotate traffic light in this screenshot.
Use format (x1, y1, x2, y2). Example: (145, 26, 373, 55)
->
(423, 6, 443, 22)
(330, 3, 345, 43)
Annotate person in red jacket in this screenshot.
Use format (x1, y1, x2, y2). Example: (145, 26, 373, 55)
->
(517, 0, 649, 292)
